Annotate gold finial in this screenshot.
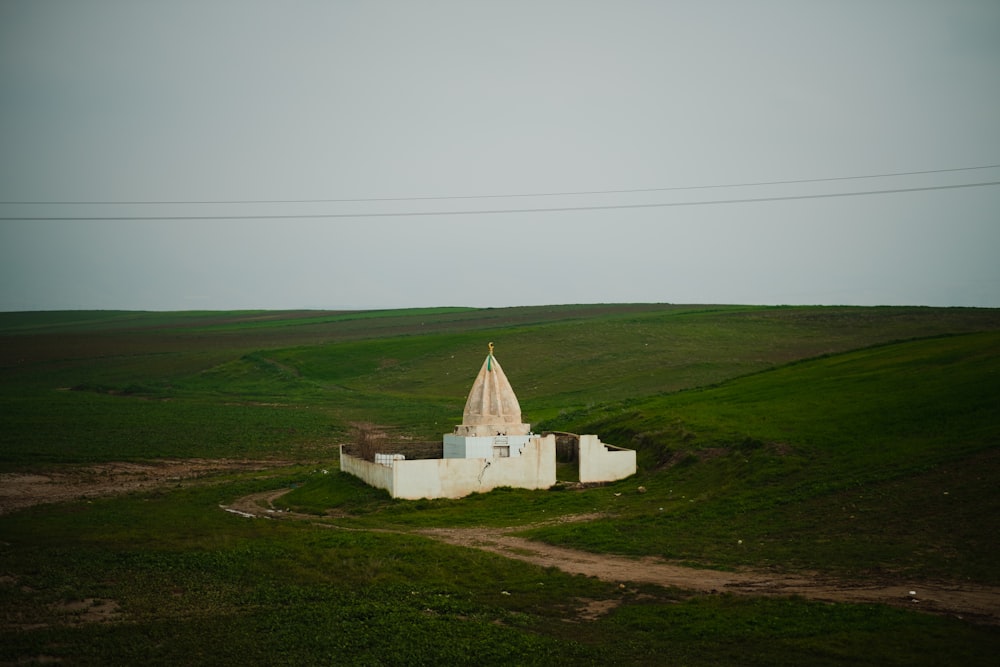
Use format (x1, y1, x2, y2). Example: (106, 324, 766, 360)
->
(488, 341, 494, 355)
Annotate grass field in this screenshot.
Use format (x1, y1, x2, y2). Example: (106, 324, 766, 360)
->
(1, 304, 999, 664)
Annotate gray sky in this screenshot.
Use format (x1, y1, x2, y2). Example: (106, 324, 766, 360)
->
(2, 1, 999, 311)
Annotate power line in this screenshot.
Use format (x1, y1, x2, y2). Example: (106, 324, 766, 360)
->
(2, 180, 998, 221)
(2, 164, 999, 206)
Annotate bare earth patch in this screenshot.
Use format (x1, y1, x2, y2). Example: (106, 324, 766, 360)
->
(52, 598, 122, 625)
(0, 459, 289, 516)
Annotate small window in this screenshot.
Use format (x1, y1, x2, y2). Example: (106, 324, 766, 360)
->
(492, 445, 510, 458)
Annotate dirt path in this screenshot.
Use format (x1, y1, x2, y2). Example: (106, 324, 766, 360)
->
(6, 463, 998, 625)
(221, 487, 313, 519)
(416, 525, 1000, 625)
(228, 487, 1000, 626)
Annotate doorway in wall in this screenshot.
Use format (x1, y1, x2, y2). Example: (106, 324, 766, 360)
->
(551, 432, 580, 482)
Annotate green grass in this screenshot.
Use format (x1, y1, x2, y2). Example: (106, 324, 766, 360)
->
(2, 476, 997, 666)
(0, 477, 610, 664)
(0, 389, 340, 467)
(514, 332, 1000, 581)
(2, 304, 1000, 664)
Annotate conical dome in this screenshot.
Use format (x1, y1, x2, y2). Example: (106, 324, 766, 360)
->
(455, 343, 530, 436)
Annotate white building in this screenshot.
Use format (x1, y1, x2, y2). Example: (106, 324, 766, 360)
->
(339, 343, 636, 499)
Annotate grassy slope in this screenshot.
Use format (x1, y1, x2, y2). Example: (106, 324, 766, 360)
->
(2, 305, 999, 663)
(3, 304, 998, 459)
(523, 332, 1000, 582)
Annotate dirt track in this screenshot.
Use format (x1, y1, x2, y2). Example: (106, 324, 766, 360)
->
(226, 488, 1000, 626)
(417, 526, 1000, 624)
(5, 463, 999, 625)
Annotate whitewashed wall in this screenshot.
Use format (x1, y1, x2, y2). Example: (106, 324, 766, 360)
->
(339, 436, 557, 499)
(339, 445, 394, 490)
(577, 434, 637, 483)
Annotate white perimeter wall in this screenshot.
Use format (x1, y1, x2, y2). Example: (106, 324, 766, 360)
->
(577, 434, 637, 483)
(339, 446, 394, 491)
(339, 435, 557, 500)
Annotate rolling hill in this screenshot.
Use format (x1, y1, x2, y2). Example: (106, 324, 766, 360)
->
(1, 304, 998, 664)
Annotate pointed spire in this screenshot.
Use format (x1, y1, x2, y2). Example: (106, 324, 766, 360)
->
(456, 343, 530, 436)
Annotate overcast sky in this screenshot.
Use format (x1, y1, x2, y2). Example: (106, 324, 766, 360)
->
(2, 1, 999, 311)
